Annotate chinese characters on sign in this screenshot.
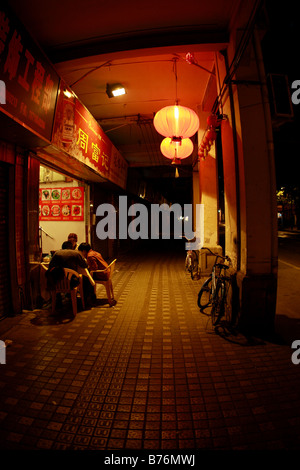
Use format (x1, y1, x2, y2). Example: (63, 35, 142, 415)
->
(109, 145, 128, 189)
(0, 5, 59, 140)
(52, 81, 128, 189)
(39, 187, 84, 221)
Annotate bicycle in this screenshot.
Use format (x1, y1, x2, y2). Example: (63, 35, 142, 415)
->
(197, 247, 233, 327)
(182, 236, 200, 280)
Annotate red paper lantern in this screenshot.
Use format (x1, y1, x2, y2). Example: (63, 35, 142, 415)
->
(203, 135, 209, 145)
(206, 128, 217, 143)
(207, 114, 218, 128)
(160, 137, 193, 160)
(154, 105, 199, 140)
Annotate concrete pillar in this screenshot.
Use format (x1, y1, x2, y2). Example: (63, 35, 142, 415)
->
(197, 107, 222, 275)
(215, 28, 278, 335)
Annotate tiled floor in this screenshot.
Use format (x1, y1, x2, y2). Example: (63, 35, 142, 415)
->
(0, 241, 300, 450)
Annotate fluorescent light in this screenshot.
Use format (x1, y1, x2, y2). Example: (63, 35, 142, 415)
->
(63, 89, 73, 98)
(112, 87, 125, 97)
(106, 83, 126, 98)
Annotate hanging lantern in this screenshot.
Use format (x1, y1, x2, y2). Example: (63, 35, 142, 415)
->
(154, 105, 199, 141)
(203, 134, 209, 146)
(206, 128, 217, 144)
(160, 137, 193, 161)
(198, 149, 205, 160)
(207, 113, 218, 128)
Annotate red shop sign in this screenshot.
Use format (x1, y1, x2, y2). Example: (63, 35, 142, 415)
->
(0, 5, 60, 141)
(52, 81, 128, 188)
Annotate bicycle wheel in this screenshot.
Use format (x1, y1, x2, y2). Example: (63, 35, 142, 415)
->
(186, 251, 198, 279)
(197, 276, 212, 309)
(211, 281, 225, 326)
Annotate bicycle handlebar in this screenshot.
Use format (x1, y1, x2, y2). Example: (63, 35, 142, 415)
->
(180, 235, 196, 243)
(201, 246, 231, 264)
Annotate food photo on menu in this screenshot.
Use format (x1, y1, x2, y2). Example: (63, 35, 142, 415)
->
(41, 189, 50, 200)
(51, 205, 60, 217)
(72, 205, 82, 217)
(51, 189, 61, 200)
(41, 205, 50, 217)
(61, 204, 71, 216)
(72, 188, 82, 200)
(62, 188, 70, 200)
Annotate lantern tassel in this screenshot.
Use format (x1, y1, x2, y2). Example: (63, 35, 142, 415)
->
(175, 167, 179, 178)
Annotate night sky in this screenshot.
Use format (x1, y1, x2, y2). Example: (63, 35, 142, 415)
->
(261, 1, 300, 189)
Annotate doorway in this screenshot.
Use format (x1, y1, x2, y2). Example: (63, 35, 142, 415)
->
(39, 164, 90, 257)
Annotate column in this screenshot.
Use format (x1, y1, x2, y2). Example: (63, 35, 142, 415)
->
(215, 29, 278, 335)
(197, 107, 222, 275)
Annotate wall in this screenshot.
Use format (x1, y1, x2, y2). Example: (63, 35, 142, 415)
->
(214, 23, 278, 335)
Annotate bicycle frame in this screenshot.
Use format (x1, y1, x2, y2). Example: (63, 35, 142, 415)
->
(183, 236, 200, 280)
(211, 253, 229, 300)
(197, 247, 232, 325)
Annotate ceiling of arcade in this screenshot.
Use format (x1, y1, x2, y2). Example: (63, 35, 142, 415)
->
(6, 0, 252, 202)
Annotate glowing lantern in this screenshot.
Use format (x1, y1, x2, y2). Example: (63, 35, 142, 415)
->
(160, 137, 193, 162)
(154, 105, 199, 141)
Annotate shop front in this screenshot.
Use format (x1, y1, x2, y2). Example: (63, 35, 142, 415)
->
(0, 4, 128, 315)
(39, 166, 89, 258)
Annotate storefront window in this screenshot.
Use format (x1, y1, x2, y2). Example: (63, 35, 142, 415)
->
(39, 165, 88, 255)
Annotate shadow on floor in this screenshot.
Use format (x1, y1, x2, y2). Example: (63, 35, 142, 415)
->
(274, 314, 300, 345)
(30, 298, 110, 326)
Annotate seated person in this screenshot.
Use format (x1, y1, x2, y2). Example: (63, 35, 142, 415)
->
(46, 241, 93, 307)
(48, 241, 87, 274)
(67, 233, 79, 250)
(78, 242, 110, 280)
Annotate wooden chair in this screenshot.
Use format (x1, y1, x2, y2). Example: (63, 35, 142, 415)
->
(91, 259, 117, 306)
(51, 268, 85, 316)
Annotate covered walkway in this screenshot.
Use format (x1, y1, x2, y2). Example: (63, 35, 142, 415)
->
(0, 241, 299, 451)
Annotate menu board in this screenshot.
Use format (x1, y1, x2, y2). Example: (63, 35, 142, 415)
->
(39, 186, 84, 221)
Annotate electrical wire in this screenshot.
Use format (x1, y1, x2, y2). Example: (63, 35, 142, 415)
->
(211, 0, 263, 114)
(70, 60, 112, 87)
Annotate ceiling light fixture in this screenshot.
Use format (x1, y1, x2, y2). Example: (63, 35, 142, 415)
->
(63, 89, 73, 98)
(106, 83, 126, 98)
